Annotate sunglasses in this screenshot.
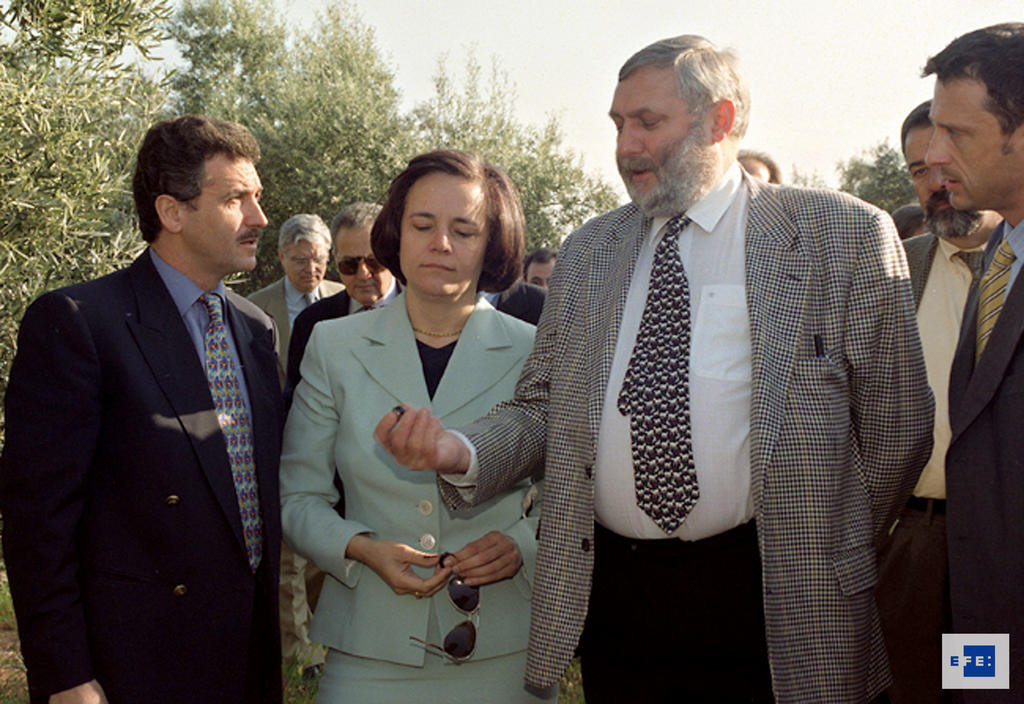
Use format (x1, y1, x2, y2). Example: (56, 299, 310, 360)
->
(409, 556, 480, 661)
(337, 255, 386, 275)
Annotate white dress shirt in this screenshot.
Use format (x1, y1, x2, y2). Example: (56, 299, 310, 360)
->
(448, 164, 754, 541)
(595, 162, 754, 541)
(913, 237, 982, 498)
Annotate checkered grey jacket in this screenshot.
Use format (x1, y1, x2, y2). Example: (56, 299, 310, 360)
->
(449, 175, 934, 702)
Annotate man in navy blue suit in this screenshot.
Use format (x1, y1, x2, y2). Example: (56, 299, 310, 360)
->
(0, 114, 284, 703)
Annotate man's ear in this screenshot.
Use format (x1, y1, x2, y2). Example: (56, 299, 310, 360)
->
(708, 99, 736, 144)
(155, 195, 184, 234)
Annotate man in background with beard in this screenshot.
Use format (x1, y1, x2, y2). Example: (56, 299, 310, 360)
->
(376, 35, 932, 703)
(875, 100, 999, 704)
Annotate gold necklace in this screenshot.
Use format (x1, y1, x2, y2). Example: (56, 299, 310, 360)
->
(412, 324, 464, 337)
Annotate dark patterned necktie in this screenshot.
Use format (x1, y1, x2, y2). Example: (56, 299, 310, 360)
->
(200, 293, 263, 571)
(618, 215, 698, 533)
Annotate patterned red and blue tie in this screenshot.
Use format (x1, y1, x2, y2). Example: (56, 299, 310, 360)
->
(201, 293, 263, 571)
(618, 215, 698, 534)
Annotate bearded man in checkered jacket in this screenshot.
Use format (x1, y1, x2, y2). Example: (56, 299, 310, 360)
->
(377, 34, 933, 704)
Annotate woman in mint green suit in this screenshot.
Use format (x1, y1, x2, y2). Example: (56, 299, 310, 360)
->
(280, 150, 551, 703)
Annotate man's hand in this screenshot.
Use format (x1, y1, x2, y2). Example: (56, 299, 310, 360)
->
(373, 405, 471, 474)
(443, 531, 523, 587)
(50, 680, 108, 704)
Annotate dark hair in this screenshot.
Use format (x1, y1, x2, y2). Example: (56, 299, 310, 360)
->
(524, 247, 556, 272)
(371, 150, 525, 293)
(891, 204, 926, 240)
(900, 101, 933, 158)
(737, 150, 781, 184)
(923, 23, 1024, 135)
(132, 114, 261, 242)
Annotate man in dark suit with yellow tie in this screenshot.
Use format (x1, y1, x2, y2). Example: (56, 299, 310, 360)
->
(924, 24, 1024, 701)
(0, 115, 284, 703)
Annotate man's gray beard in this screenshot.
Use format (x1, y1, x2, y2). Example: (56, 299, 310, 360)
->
(619, 128, 719, 218)
(928, 206, 983, 241)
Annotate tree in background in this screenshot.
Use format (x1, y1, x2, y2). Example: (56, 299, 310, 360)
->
(836, 140, 915, 214)
(413, 53, 619, 251)
(169, 1, 617, 280)
(0, 0, 169, 436)
(168, 0, 415, 292)
(789, 167, 828, 189)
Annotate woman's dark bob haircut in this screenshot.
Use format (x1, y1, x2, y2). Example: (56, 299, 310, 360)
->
(371, 149, 526, 293)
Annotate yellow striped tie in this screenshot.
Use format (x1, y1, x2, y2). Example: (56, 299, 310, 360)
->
(976, 237, 1017, 362)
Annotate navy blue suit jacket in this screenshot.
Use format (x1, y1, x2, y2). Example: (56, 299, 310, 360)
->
(0, 252, 284, 703)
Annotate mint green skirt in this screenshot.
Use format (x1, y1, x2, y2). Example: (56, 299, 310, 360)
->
(315, 608, 556, 703)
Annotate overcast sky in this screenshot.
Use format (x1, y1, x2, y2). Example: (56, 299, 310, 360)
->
(273, 0, 1019, 195)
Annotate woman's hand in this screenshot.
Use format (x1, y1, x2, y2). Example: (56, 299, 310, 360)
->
(347, 534, 452, 597)
(443, 531, 522, 587)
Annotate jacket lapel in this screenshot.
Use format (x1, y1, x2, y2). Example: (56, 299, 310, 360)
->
(267, 279, 291, 344)
(584, 206, 649, 446)
(125, 254, 247, 551)
(351, 294, 433, 409)
(951, 222, 1024, 439)
(905, 233, 938, 310)
(431, 299, 523, 420)
(744, 180, 812, 479)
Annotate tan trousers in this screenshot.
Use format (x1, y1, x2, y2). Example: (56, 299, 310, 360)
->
(279, 542, 326, 666)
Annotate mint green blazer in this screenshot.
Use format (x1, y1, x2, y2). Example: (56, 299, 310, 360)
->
(280, 293, 540, 666)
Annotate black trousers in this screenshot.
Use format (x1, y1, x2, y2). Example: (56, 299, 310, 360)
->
(875, 500, 952, 704)
(578, 520, 773, 704)
(245, 563, 284, 703)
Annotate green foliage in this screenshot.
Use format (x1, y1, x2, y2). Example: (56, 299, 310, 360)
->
(167, 2, 617, 285)
(282, 660, 318, 704)
(3, 0, 169, 59)
(168, 0, 414, 293)
(168, 0, 287, 121)
(789, 166, 828, 189)
(0, 0, 169, 437)
(836, 140, 915, 213)
(413, 54, 619, 252)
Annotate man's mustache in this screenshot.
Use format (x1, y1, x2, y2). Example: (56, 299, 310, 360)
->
(925, 190, 952, 214)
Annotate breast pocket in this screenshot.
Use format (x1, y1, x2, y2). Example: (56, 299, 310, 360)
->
(691, 284, 751, 382)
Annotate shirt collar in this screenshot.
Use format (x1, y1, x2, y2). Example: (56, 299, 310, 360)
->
(647, 161, 744, 238)
(284, 276, 315, 304)
(936, 235, 985, 262)
(148, 247, 226, 315)
(1003, 217, 1024, 259)
(349, 279, 400, 314)
(377, 279, 399, 306)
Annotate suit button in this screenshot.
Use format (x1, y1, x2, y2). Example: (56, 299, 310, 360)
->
(172, 584, 187, 597)
(584, 465, 593, 479)
(581, 538, 590, 552)
(417, 500, 434, 516)
(165, 494, 181, 506)
(419, 534, 436, 550)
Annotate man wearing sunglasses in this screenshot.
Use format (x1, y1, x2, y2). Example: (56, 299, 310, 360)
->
(285, 202, 398, 402)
